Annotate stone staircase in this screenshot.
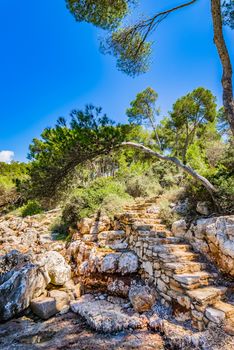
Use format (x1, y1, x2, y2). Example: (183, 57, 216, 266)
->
(111, 198, 234, 331)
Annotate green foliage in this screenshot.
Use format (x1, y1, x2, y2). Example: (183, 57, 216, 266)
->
(125, 173, 162, 198)
(158, 87, 218, 164)
(66, 0, 135, 29)
(28, 105, 132, 200)
(102, 28, 152, 76)
(126, 87, 161, 148)
(222, 0, 234, 28)
(158, 198, 179, 228)
(101, 193, 133, 218)
(20, 200, 43, 217)
(62, 177, 131, 225)
(0, 162, 28, 189)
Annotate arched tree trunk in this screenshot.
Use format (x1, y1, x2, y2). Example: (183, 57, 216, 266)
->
(211, 0, 234, 135)
(121, 142, 217, 199)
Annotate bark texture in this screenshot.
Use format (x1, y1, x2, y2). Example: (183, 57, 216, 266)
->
(211, 0, 234, 135)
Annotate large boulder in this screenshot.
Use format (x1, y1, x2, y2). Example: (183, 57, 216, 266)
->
(70, 295, 143, 333)
(0, 250, 31, 274)
(37, 251, 71, 285)
(0, 262, 48, 321)
(129, 284, 157, 313)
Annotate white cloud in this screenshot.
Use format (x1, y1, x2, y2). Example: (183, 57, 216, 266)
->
(0, 151, 15, 163)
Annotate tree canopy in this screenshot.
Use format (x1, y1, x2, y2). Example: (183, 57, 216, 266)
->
(66, 0, 234, 135)
(28, 105, 132, 198)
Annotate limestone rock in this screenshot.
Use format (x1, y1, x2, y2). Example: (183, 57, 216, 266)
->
(196, 201, 209, 215)
(77, 218, 93, 234)
(0, 263, 48, 321)
(118, 252, 139, 275)
(189, 216, 234, 276)
(129, 284, 157, 313)
(172, 219, 187, 237)
(99, 253, 119, 273)
(70, 296, 143, 333)
(31, 296, 57, 320)
(48, 290, 70, 311)
(205, 307, 226, 323)
(37, 251, 71, 285)
(107, 277, 131, 297)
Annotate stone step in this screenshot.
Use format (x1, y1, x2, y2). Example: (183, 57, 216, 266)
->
(186, 286, 227, 306)
(173, 271, 215, 289)
(135, 213, 160, 219)
(212, 301, 234, 319)
(98, 241, 128, 251)
(162, 244, 191, 253)
(98, 230, 125, 241)
(163, 262, 206, 274)
(158, 251, 199, 263)
(153, 244, 191, 255)
(147, 237, 184, 244)
(124, 207, 148, 211)
(129, 218, 162, 225)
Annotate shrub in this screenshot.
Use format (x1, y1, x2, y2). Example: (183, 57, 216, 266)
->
(62, 177, 132, 226)
(158, 198, 179, 228)
(21, 200, 43, 217)
(101, 193, 133, 218)
(125, 174, 162, 198)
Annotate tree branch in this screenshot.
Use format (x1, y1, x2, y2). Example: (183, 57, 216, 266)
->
(121, 141, 217, 197)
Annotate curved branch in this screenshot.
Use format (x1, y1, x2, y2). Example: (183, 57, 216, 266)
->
(121, 142, 217, 196)
(131, 0, 198, 59)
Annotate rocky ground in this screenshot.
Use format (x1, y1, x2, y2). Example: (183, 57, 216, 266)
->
(0, 202, 234, 349)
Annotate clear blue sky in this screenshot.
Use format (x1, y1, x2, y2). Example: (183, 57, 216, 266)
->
(0, 0, 233, 162)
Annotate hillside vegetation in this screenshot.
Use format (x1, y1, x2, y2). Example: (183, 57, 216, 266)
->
(1, 88, 233, 227)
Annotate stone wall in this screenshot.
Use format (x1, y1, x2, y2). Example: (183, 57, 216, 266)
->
(173, 216, 234, 277)
(120, 214, 234, 331)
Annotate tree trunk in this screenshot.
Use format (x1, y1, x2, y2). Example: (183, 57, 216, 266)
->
(211, 0, 234, 135)
(121, 142, 217, 198)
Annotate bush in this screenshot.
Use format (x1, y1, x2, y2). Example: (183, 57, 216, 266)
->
(158, 198, 179, 228)
(125, 174, 162, 198)
(101, 193, 133, 218)
(21, 200, 43, 217)
(62, 177, 132, 226)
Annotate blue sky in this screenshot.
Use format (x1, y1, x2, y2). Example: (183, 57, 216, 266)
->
(0, 0, 233, 162)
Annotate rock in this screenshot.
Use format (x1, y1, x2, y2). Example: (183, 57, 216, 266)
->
(31, 296, 57, 320)
(70, 297, 143, 333)
(189, 216, 234, 276)
(142, 261, 153, 276)
(77, 218, 93, 234)
(205, 307, 226, 323)
(172, 199, 189, 215)
(37, 251, 71, 285)
(196, 201, 209, 215)
(90, 216, 111, 234)
(0, 250, 31, 274)
(118, 252, 139, 275)
(48, 290, 70, 311)
(172, 219, 187, 237)
(21, 229, 38, 246)
(99, 253, 119, 273)
(0, 263, 48, 321)
(129, 284, 157, 313)
(107, 277, 131, 297)
(149, 314, 162, 331)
